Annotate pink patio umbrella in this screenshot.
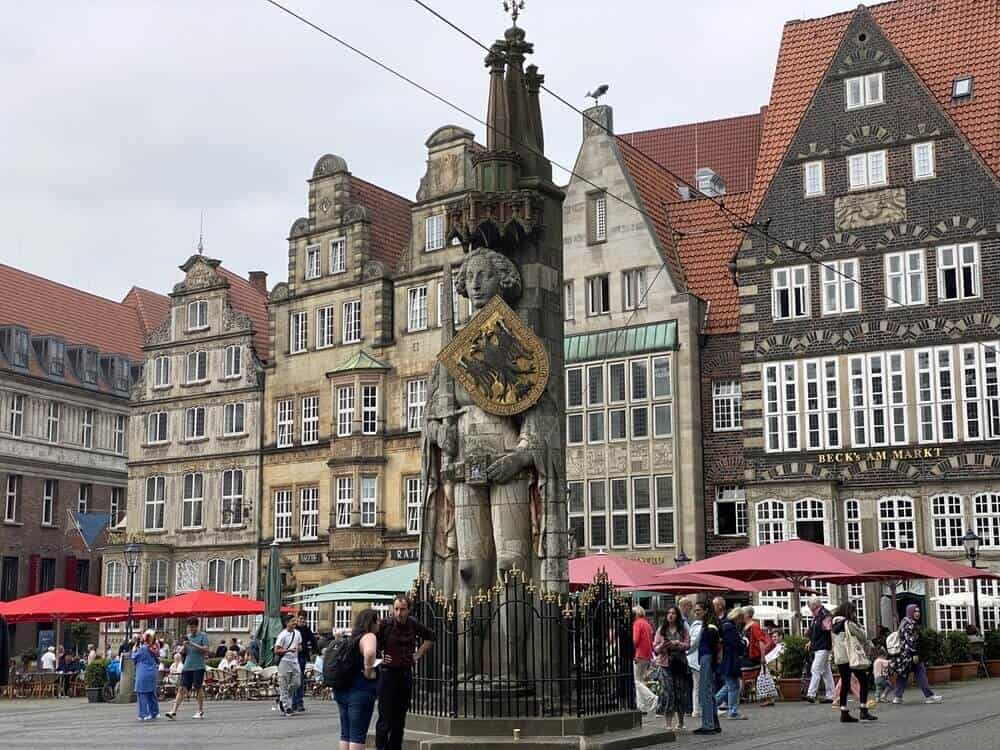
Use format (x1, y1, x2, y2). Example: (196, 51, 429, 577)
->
(569, 552, 668, 590)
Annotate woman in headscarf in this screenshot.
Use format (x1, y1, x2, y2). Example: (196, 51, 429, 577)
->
(132, 629, 160, 721)
(887, 604, 942, 705)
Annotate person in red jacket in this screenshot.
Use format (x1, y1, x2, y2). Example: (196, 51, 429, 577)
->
(743, 606, 775, 706)
(632, 605, 654, 682)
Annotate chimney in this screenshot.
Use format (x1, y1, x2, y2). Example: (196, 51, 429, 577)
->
(248, 271, 268, 295)
(695, 167, 726, 197)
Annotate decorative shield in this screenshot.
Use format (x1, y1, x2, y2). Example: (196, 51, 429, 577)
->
(437, 295, 550, 416)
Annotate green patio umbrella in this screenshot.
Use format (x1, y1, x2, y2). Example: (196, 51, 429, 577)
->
(255, 541, 284, 668)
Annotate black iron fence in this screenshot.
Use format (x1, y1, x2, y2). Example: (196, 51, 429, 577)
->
(410, 569, 635, 718)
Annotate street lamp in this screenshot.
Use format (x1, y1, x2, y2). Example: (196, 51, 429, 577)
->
(961, 529, 983, 635)
(123, 543, 141, 641)
(674, 551, 691, 568)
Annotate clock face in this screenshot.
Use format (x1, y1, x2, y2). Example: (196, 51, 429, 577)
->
(320, 198, 332, 214)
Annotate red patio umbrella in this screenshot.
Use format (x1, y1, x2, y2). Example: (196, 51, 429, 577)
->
(569, 552, 667, 590)
(0, 589, 132, 622)
(620, 571, 756, 594)
(134, 590, 294, 618)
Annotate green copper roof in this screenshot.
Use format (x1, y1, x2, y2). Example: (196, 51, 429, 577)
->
(564, 321, 677, 364)
(327, 350, 391, 373)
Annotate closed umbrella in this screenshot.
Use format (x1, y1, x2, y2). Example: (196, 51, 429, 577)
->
(255, 542, 284, 668)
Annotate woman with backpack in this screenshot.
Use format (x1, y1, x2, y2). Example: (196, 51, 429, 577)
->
(831, 603, 877, 722)
(334, 609, 382, 750)
(714, 608, 747, 721)
(887, 605, 943, 705)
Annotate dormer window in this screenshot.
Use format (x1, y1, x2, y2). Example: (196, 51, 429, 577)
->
(112, 357, 130, 391)
(845, 72, 883, 110)
(187, 300, 209, 331)
(952, 76, 973, 100)
(10, 328, 29, 368)
(81, 349, 98, 384)
(48, 339, 65, 376)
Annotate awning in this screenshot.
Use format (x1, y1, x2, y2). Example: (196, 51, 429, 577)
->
(564, 321, 677, 364)
(290, 563, 418, 604)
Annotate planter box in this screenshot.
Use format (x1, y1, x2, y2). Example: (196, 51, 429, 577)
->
(987, 660, 1000, 678)
(777, 678, 801, 701)
(86, 687, 104, 704)
(926, 665, 951, 685)
(950, 662, 978, 681)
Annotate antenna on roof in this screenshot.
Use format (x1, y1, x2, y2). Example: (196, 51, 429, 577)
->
(197, 212, 205, 254)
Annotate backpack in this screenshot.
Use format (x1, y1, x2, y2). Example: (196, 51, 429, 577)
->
(322, 636, 361, 690)
(886, 630, 902, 657)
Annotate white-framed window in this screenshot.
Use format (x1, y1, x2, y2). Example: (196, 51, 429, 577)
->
(186, 351, 208, 383)
(608, 408, 627, 441)
(878, 496, 916, 550)
(206, 559, 227, 630)
(772, 265, 810, 320)
(848, 583, 867, 628)
(46, 401, 60, 443)
(587, 275, 610, 315)
(916, 347, 957, 443)
(300, 486, 319, 540)
(273, 489, 292, 541)
(961, 342, 1000, 441)
(714, 485, 746, 536)
(847, 150, 888, 190)
(756, 500, 786, 546)
(187, 300, 209, 331)
(885, 250, 926, 307)
(114, 414, 127, 455)
(609, 362, 626, 403)
(937, 242, 980, 301)
(361, 385, 378, 435)
(935, 578, 972, 632)
(109, 486, 124, 527)
(406, 379, 426, 432)
(147, 411, 169, 444)
(337, 385, 354, 437)
(276, 398, 294, 447)
(77, 483, 90, 513)
(821, 259, 860, 315)
(185, 406, 206, 440)
(360, 475, 377, 527)
(763, 362, 800, 452)
(154, 356, 171, 388)
(224, 345, 242, 379)
(334, 603, 352, 634)
(146, 558, 168, 617)
(317, 306, 335, 349)
(221, 468, 244, 527)
(181, 473, 204, 529)
(588, 480, 607, 548)
(567, 368, 584, 408)
(564, 281, 575, 321)
(305, 244, 321, 280)
(567, 412, 584, 445)
(804, 358, 842, 450)
(632, 477, 653, 547)
(405, 476, 422, 535)
(587, 364, 604, 407)
(652, 356, 671, 399)
(713, 380, 742, 431)
(631, 405, 649, 439)
(329, 237, 346, 274)
(231, 558, 252, 630)
(336, 476, 353, 528)
(845, 72, 884, 109)
(590, 193, 608, 243)
(143, 476, 165, 531)
(794, 497, 826, 543)
(425, 214, 445, 251)
(290, 312, 308, 353)
(844, 498, 862, 551)
(567, 480, 585, 550)
(8, 394, 23, 438)
(930, 494, 964, 550)
(848, 352, 907, 448)
(912, 141, 935, 180)
(609, 477, 629, 548)
(105, 560, 124, 597)
(587, 410, 604, 444)
(803, 160, 824, 197)
(342, 300, 361, 343)
(3, 475, 19, 523)
(974, 493, 1000, 548)
(224, 402, 246, 436)
(437, 270, 467, 328)
(622, 268, 647, 311)
(631, 359, 648, 400)
(301, 395, 319, 444)
(654, 475, 674, 546)
(408, 285, 428, 332)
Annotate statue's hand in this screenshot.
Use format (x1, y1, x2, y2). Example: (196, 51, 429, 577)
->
(486, 449, 529, 483)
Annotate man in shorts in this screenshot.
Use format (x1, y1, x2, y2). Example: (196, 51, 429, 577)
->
(165, 617, 210, 720)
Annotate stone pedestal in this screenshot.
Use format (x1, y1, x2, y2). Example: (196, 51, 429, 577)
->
(112, 658, 136, 704)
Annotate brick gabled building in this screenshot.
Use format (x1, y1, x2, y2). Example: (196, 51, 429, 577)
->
(0, 264, 168, 654)
(736, 0, 1000, 630)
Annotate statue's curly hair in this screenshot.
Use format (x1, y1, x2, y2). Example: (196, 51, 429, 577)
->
(454, 248, 522, 303)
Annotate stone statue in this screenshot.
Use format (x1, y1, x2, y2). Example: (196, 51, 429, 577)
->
(419, 247, 562, 615)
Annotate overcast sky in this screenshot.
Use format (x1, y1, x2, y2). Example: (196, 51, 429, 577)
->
(1, 0, 851, 301)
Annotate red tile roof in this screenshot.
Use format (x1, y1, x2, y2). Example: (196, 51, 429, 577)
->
(348, 175, 413, 271)
(122, 287, 171, 338)
(218, 267, 270, 362)
(749, 0, 1000, 218)
(620, 111, 765, 195)
(0, 263, 167, 361)
(667, 193, 749, 334)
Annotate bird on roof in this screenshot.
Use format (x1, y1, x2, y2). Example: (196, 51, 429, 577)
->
(586, 84, 609, 104)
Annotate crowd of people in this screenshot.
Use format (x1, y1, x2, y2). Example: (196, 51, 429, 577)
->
(632, 596, 947, 735)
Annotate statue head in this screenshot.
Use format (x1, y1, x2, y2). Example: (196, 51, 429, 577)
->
(455, 247, 522, 311)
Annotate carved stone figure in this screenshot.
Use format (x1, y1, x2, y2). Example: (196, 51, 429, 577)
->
(835, 187, 906, 230)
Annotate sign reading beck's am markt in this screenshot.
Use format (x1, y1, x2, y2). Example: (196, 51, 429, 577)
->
(816, 446, 944, 464)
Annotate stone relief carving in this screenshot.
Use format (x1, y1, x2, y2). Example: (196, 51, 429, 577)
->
(175, 560, 202, 592)
(834, 187, 906, 231)
(630, 443, 649, 473)
(586, 446, 606, 474)
(222, 303, 253, 332)
(344, 206, 368, 223)
(269, 282, 290, 302)
(145, 315, 172, 346)
(839, 124, 893, 152)
(289, 217, 310, 238)
(363, 260, 384, 280)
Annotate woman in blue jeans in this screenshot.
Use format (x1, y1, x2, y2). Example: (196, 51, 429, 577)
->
(715, 608, 747, 720)
(335, 609, 381, 750)
(692, 602, 722, 735)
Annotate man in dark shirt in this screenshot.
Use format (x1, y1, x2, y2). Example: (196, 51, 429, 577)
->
(292, 610, 318, 713)
(215, 641, 228, 658)
(804, 597, 835, 703)
(376, 594, 435, 750)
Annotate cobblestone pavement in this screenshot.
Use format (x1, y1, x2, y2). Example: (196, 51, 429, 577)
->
(0, 679, 998, 749)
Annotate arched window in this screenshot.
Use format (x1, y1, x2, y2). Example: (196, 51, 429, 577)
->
(794, 498, 825, 544)
(929, 494, 964, 550)
(756, 500, 786, 546)
(844, 499, 862, 552)
(105, 560, 123, 597)
(146, 560, 168, 631)
(206, 559, 227, 631)
(973, 493, 1000, 548)
(231, 558, 252, 631)
(878, 496, 915, 550)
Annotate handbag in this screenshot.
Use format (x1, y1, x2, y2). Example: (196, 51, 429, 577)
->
(845, 624, 871, 670)
(756, 667, 779, 700)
